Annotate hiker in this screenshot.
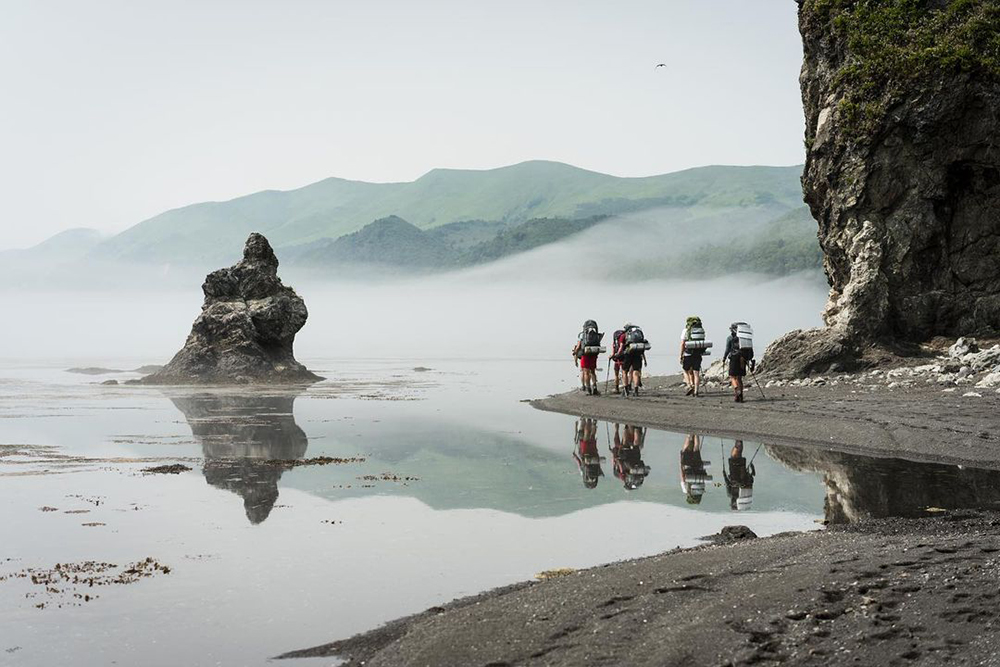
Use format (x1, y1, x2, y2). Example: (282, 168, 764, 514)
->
(679, 316, 710, 397)
(723, 439, 756, 511)
(679, 433, 711, 504)
(723, 322, 756, 403)
(620, 322, 649, 398)
(611, 424, 650, 490)
(572, 418, 604, 488)
(610, 327, 626, 394)
(723, 323, 746, 402)
(572, 319, 604, 395)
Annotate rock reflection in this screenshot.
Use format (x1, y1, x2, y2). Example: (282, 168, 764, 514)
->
(767, 445, 1000, 524)
(169, 391, 307, 524)
(610, 424, 651, 490)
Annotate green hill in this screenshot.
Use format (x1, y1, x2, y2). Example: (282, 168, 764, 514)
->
(90, 161, 804, 265)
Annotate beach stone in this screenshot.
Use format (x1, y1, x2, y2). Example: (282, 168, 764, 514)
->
(962, 345, 1000, 372)
(950, 337, 979, 357)
(713, 525, 758, 542)
(975, 370, 1000, 389)
(141, 233, 321, 385)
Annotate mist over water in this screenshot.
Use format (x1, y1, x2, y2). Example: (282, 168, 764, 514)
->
(2, 270, 827, 373)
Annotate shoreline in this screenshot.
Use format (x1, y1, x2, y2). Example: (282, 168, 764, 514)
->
(281, 511, 1000, 666)
(279, 369, 1000, 664)
(529, 373, 1000, 470)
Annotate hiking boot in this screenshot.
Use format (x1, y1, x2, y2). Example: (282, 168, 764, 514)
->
(624, 386, 631, 397)
(685, 387, 694, 396)
(592, 388, 601, 396)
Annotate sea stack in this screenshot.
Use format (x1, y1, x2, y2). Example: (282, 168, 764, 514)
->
(764, 1, 1000, 376)
(142, 233, 321, 384)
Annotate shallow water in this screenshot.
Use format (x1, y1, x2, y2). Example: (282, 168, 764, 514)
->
(2, 358, 998, 666)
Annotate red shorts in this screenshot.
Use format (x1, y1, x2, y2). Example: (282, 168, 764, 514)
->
(580, 354, 598, 370)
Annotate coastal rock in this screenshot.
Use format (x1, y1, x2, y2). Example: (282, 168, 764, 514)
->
(142, 233, 320, 385)
(950, 337, 979, 357)
(765, 3, 1000, 375)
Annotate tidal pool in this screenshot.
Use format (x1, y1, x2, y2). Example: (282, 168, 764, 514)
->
(2, 358, 996, 666)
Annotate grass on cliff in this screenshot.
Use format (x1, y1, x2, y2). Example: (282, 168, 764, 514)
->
(805, 0, 1000, 136)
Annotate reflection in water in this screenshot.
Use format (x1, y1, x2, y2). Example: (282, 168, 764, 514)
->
(170, 391, 307, 524)
(572, 418, 604, 488)
(680, 434, 712, 504)
(610, 424, 651, 490)
(766, 445, 1000, 524)
(722, 440, 757, 511)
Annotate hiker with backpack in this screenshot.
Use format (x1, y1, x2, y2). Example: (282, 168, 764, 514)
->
(723, 322, 755, 402)
(619, 322, 649, 398)
(572, 319, 604, 396)
(610, 327, 626, 395)
(679, 316, 711, 397)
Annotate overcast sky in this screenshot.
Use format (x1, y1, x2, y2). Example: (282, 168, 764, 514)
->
(0, 0, 804, 250)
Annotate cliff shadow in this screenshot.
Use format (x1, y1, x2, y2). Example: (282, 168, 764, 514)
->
(168, 390, 308, 524)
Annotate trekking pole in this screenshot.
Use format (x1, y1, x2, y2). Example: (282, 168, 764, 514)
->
(748, 443, 763, 466)
(604, 359, 611, 394)
(749, 366, 766, 400)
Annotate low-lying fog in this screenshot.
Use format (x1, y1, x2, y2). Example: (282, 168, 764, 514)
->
(1, 270, 827, 371)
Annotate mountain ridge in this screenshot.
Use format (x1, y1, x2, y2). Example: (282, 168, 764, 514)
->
(89, 161, 805, 265)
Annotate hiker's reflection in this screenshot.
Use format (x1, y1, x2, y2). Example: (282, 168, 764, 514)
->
(611, 424, 651, 490)
(680, 434, 712, 504)
(170, 391, 308, 524)
(723, 439, 756, 511)
(573, 418, 604, 488)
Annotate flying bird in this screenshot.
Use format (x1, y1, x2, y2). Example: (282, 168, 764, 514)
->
(654, 63, 667, 69)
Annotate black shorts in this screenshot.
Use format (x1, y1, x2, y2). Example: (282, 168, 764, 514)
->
(728, 355, 746, 378)
(624, 352, 644, 372)
(682, 354, 702, 371)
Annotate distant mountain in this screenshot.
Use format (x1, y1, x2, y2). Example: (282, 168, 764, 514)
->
(2, 228, 103, 261)
(89, 161, 804, 265)
(295, 216, 455, 269)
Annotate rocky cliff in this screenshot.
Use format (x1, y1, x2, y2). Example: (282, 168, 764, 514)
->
(765, 0, 1000, 376)
(143, 233, 321, 384)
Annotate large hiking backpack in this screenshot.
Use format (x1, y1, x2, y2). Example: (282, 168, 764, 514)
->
(684, 321, 713, 352)
(583, 327, 602, 347)
(612, 329, 625, 355)
(625, 326, 650, 353)
(580, 325, 605, 355)
(734, 322, 754, 359)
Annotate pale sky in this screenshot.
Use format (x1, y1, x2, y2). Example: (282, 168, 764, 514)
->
(0, 0, 805, 250)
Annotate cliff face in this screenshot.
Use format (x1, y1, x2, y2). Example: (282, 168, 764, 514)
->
(765, 0, 1000, 376)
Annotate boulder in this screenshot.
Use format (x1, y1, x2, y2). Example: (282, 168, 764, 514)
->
(949, 337, 979, 358)
(142, 233, 321, 385)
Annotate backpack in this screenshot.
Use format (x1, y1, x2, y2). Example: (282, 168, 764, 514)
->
(611, 329, 624, 354)
(684, 316, 702, 334)
(686, 325, 706, 342)
(734, 322, 754, 359)
(583, 327, 602, 347)
(626, 327, 645, 345)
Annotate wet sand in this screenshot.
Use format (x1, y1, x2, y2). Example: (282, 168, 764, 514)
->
(282, 511, 1000, 666)
(530, 374, 1000, 469)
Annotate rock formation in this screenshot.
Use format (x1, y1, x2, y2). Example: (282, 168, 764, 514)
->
(765, 1, 1000, 376)
(143, 233, 320, 384)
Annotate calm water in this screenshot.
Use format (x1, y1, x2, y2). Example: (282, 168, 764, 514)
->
(3, 358, 998, 666)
